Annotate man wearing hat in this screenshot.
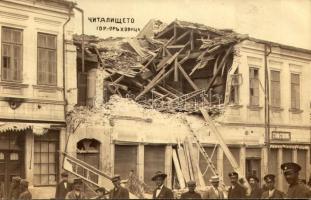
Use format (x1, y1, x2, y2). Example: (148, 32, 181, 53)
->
(261, 174, 284, 199)
(203, 176, 224, 199)
(93, 187, 108, 199)
(55, 172, 71, 199)
(281, 162, 311, 198)
(227, 172, 246, 199)
(180, 180, 202, 199)
(18, 179, 32, 200)
(9, 176, 21, 200)
(151, 171, 174, 199)
(247, 175, 263, 198)
(65, 178, 86, 199)
(109, 174, 129, 199)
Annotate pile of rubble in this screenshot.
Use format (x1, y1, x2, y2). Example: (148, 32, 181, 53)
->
(74, 19, 248, 114)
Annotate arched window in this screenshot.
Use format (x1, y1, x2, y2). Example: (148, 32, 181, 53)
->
(77, 139, 100, 169)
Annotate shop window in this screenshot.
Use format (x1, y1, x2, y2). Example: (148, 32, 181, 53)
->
(34, 130, 59, 186)
(77, 139, 100, 169)
(1, 27, 23, 82)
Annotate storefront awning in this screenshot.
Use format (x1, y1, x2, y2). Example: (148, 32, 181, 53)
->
(270, 144, 309, 150)
(0, 122, 54, 135)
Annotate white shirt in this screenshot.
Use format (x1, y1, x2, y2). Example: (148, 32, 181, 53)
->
(268, 189, 275, 197)
(64, 182, 67, 189)
(156, 185, 164, 197)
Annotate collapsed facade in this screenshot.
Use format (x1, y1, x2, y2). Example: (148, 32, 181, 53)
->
(69, 19, 311, 197)
(0, 1, 310, 197)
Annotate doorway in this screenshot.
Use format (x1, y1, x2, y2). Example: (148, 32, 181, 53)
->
(0, 131, 25, 198)
(246, 158, 261, 184)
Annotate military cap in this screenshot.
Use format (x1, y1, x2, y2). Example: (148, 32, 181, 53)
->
(73, 178, 83, 185)
(111, 174, 121, 182)
(61, 171, 68, 177)
(210, 175, 220, 183)
(281, 162, 301, 175)
(228, 172, 239, 178)
(247, 175, 259, 182)
(151, 171, 167, 181)
(12, 176, 21, 181)
(264, 174, 275, 182)
(186, 180, 196, 186)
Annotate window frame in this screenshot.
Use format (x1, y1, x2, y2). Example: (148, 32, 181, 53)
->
(249, 67, 260, 106)
(33, 131, 59, 186)
(270, 70, 281, 108)
(37, 32, 57, 86)
(1, 26, 23, 82)
(290, 73, 300, 110)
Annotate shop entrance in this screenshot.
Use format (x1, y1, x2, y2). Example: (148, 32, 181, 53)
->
(0, 131, 25, 198)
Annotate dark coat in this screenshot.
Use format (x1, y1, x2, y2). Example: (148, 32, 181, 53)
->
(109, 186, 129, 199)
(152, 186, 174, 199)
(55, 181, 71, 199)
(250, 185, 263, 198)
(65, 191, 86, 200)
(180, 191, 201, 199)
(228, 184, 246, 199)
(9, 185, 20, 200)
(203, 187, 224, 199)
(286, 183, 311, 198)
(18, 190, 32, 200)
(261, 189, 284, 199)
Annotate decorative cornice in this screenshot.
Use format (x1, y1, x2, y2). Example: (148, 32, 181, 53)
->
(0, 10, 29, 21)
(34, 17, 62, 27)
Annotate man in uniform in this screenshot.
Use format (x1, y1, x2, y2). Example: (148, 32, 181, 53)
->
(261, 174, 284, 199)
(9, 176, 21, 200)
(203, 176, 224, 199)
(18, 180, 32, 200)
(109, 174, 129, 199)
(180, 180, 201, 199)
(248, 175, 263, 198)
(281, 162, 311, 198)
(151, 171, 174, 199)
(65, 178, 86, 199)
(93, 187, 108, 199)
(55, 172, 71, 199)
(227, 172, 246, 199)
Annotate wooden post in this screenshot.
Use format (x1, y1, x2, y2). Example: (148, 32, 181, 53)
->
(306, 147, 310, 182)
(165, 145, 173, 188)
(25, 130, 34, 185)
(172, 149, 186, 188)
(190, 31, 194, 50)
(217, 146, 224, 182)
(292, 149, 298, 163)
(261, 147, 269, 183)
(110, 143, 115, 175)
(240, 145, 246, 177)
(277, 148, 283, 191)
(137, 144, 144, 182)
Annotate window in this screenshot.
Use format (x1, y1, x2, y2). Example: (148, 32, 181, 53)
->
(34, 130, 59, 186)
(270, 70, 281, 107)
(229, 72, 241, 105)
(1, 27, 23, 82)
(37, 33, 57, 85)
(249, 67, 259, 106)
(291, 73, 300, 109)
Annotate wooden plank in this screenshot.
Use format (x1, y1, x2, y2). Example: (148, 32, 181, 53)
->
(185, 136, 202, 186)
(183, 140, 194, 181)
(177, 63, 199, 91)
(177, 142, 191, 183)
(156, 85, 179, 98)
(165, 145, 173, 188)
(155, 25, 174, 39)
(167, 45, 186, 49)
(135, 67, 174, 100)
(172, 149, 186, 188)
(173, 30, 190, 44)
(190, 31, 194, 50)
(174, 58, 179, 82)
(114, 75, 124, 84)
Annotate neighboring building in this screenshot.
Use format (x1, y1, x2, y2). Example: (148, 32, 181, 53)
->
(0, 0, 76, 198)
(70, 20, 311, 195)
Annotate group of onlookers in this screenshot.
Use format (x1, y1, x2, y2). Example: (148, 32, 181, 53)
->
(8, 177, 32, 200)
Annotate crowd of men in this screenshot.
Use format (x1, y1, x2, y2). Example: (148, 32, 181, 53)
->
(8, 178, 32, 200)
(52, 161, 311, 199)
(9, 161, 311, 199)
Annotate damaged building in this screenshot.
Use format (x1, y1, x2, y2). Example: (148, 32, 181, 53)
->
(67, 19, 311, 198)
